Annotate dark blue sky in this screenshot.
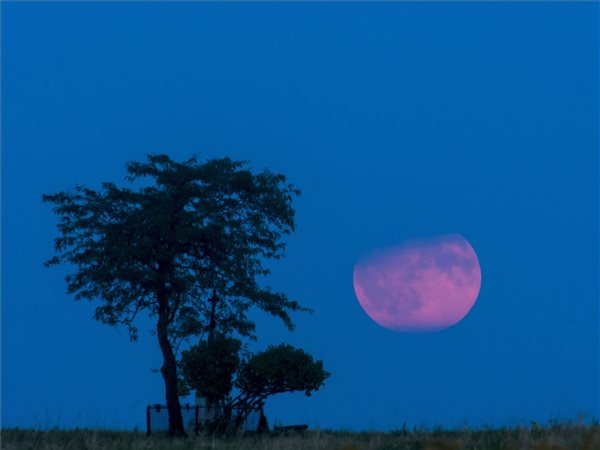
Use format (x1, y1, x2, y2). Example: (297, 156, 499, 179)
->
(2, 2, 598, 431)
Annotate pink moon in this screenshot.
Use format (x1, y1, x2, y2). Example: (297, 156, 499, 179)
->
(353, 234, 481, 333)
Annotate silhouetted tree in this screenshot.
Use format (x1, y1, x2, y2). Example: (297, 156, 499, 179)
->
(180, 341, 329, 435)
(231, 344, 330, 427)
(180, 334, 241, 405)
(43, 154, 305, 436)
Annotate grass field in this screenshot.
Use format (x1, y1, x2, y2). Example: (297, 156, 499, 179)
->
(2, 424, 599, 450)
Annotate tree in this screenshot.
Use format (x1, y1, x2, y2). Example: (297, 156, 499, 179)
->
(180, 334, 241, 405)
(43, 154, 305, 436)
(179, 342, 329, 435)
(231, 344, 330, 428)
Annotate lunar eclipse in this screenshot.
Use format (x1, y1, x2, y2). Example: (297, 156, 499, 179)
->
(353, 234, 481, 333)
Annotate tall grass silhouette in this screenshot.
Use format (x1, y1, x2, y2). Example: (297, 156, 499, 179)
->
(2, 423, 598, 450)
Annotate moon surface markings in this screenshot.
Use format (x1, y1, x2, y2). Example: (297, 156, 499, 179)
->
(353, 234, 481, 333)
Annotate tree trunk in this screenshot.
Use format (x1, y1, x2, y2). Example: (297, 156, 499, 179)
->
(195, 292, 218, 412)
(157, 311, 187, 437)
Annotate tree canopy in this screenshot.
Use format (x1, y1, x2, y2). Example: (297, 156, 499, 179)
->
(180, 334, 241, 403)
(43, 154, 305, 436)
(235, 343, 330, 411)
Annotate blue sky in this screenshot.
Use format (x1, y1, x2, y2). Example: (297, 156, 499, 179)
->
(2, 2, 598, 431)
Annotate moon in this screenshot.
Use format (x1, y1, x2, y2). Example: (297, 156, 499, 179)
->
(353, 234, 481, 333)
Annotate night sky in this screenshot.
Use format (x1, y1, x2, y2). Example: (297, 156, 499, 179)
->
(2, 2, 598, 431)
